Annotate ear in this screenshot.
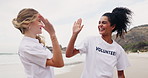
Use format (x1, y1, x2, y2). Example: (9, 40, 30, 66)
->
(111, 24, 116, 31)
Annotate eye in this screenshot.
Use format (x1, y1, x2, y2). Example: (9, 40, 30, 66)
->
(102, 21, 107, 24)
(99, 21, 101, 24)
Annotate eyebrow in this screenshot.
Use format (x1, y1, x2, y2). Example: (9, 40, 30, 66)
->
(99, 20, 108, 23)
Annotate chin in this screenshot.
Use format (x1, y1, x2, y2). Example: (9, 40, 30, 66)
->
(99, 31, 103, 34)
(38, 32, 42, 34)
(39, 31, 42, 34)
(99, 32, 106, 36)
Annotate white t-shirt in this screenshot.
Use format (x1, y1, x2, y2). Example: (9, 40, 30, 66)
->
(75, 36, 130, 78)
(18, 36, 54, 78)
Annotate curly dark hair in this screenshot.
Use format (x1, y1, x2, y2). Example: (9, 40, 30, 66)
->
(102, 7, 133, 38)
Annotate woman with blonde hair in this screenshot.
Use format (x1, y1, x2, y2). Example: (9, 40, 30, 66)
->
(12, 8, 64, 78)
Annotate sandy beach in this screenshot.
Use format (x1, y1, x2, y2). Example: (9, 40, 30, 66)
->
(55, 63, 84, 78)
(56, 52, 148, 78)
(0, 63, 26, 78)
(125, 52, 148, 78)
(0, 52, 148, 78)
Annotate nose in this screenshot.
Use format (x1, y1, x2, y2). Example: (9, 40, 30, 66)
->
(98, 23, 103, 28)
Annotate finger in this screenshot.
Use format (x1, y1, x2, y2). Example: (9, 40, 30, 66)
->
(45, 19, 53, 27)
(74, 21, 77, 26)
(38, 15, 47, 24)
(45, 19, 50, 24)
(38, 14, 44, 20)
(80, 25, 84, 30)
(77, 18, 82, 25)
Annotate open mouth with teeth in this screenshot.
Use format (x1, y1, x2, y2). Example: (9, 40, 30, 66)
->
(99, 28, 105, 31)
(99, 27, 106, 33)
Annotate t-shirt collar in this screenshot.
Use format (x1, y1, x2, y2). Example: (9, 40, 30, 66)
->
(99, 35, 115, 45)
(23, 36, 39, 43)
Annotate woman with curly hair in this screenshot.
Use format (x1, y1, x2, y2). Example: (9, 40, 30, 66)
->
(66, 7, 132, 78)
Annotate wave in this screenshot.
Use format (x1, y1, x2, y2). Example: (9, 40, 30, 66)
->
(0, 53, 17, 55)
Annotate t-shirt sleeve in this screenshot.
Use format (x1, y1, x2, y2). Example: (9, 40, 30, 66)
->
(75, 37, 89, 54)
(23, 45, 49, 68)
(116, 48, 130, 70)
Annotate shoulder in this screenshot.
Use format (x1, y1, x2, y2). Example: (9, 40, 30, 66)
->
(113, 41, 123, 50)
(19, 37, 42, 51)
(113, 41, 126, 56)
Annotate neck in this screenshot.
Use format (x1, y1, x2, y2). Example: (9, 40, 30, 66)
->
(101, 35, 113, 44)
(24, 31, 36, 39)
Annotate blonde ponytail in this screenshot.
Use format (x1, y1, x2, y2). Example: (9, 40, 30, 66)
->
(36, 35, 45, 46)
(12, 18, 26, 34)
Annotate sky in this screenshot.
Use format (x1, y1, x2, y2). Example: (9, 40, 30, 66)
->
(0, 0, 148, 53)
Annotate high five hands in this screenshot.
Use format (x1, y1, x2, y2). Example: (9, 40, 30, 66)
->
(39, 16, 84, 36)
(73, 18, 84, 35)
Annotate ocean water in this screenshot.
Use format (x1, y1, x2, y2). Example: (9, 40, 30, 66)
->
(0, 53, 19, 65)
(55, 54, 85, 75)
(0, 53, 85, 75)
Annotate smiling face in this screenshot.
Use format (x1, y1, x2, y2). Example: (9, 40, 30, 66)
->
(98, 16, 115, 37)
(28, 14, 44, 35)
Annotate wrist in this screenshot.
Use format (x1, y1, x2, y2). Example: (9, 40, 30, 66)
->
(72, 32, 78, 36)
(72, 33, 78, 39)
(50, 34, 57, 42)
(50, 33, 56, 38)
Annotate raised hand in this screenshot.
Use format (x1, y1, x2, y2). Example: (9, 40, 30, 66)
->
(39, 15, 55, 36)
(73, 18, 84, 35)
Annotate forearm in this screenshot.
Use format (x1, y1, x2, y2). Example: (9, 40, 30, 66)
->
(66, 18, 83, 57)
(50, 34, 64, 67)
(66, 34, 78, 57)
(118, 75, 125, 78)
(118, 70, 125, 78)
(39, 16, 64, 67)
